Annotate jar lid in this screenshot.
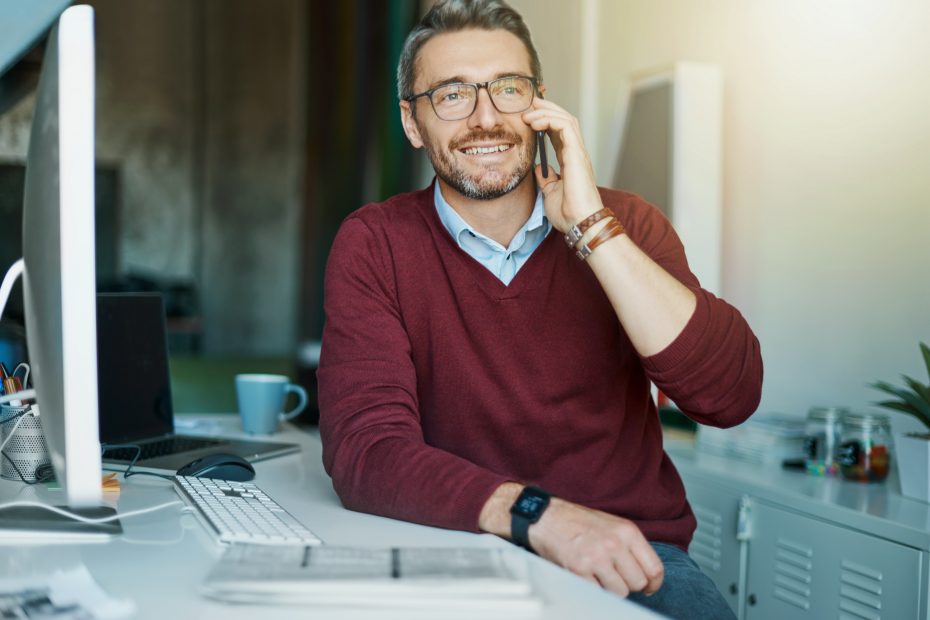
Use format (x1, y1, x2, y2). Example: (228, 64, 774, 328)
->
(808, 406, 848, 421)
(842, 412, 891, 428)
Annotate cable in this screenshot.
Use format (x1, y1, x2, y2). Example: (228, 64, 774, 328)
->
(12, 363, 30, 388)
(0, 415, 26, 454)
(0, 409, 30, 425)
(100, 443, 175, 481)
(1, 450, 41, 485)
(0, 500, 184, 524)
(0, 258, 24, 321)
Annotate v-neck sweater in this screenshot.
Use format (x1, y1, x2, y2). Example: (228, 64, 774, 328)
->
(318, 184, 763, 550)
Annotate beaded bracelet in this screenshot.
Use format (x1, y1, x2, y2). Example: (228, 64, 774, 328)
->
(575, 218, 626, 260)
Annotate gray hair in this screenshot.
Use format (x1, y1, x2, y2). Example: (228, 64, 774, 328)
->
(396, 0, 543, 101)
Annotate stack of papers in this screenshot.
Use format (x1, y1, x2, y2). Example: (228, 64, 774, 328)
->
(696, 413, 807, 465)
(201, 544, 540, 612)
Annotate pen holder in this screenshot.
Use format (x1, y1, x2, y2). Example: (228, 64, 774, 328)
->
(0, 404, 51, 483)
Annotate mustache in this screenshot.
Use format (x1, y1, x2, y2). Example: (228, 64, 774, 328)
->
(449, 130, 524, 151)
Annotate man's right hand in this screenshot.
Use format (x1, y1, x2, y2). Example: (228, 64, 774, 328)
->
(531, 497, 664, 597)
(478, 483, 664, 598)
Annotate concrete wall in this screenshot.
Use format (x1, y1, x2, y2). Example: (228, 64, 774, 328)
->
(514, 0, 930, 432)
(93, 0, 198, 280)
(199, 1, 305, 355)
(0, 0, 305, 356)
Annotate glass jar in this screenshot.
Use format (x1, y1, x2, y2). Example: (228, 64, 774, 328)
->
(837, 412, 893, 482)
(804, 406, 846, 475)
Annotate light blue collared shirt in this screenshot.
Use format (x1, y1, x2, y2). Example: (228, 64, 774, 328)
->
(433, 181, 552, 285)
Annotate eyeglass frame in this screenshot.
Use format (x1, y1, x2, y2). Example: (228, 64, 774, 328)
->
(405, 75, 541, 121)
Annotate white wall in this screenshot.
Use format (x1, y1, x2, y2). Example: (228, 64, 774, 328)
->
(518, 0, 930, 433)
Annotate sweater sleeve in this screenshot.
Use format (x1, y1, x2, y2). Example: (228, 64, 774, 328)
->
(619, 194, 763, 428)
(316, 214, 509, 532)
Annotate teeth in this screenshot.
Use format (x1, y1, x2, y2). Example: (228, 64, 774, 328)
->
(463, 144, 511, 155)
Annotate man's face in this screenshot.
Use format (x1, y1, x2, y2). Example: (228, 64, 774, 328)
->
(401, 29, 538, 201)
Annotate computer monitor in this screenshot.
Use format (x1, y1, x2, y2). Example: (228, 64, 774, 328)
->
(19, 5, 102, 508)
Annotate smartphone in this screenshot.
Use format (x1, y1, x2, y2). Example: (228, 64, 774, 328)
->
(536, 89, 549, 178)
(537, 131, 549, 178)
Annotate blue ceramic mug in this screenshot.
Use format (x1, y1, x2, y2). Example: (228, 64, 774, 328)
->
(235, 374, 308, 434)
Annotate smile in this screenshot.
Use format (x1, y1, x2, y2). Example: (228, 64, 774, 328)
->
(460, 144, 513, 155)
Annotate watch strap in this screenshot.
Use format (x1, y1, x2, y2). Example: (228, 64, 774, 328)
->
(511, 511, 533, 551)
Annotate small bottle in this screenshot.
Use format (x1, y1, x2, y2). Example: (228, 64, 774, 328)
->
(837, 413, 893, 482)
(803, 406, 845, 476)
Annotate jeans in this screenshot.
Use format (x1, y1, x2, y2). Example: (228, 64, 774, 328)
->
(627, 542, 736, 620)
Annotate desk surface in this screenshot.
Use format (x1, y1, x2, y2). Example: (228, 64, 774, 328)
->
(0, 415, 659, 619)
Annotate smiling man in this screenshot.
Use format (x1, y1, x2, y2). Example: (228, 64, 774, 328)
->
(317, 1, 762, 618)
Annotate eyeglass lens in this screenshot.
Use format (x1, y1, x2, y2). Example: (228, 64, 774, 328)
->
(431, 76, 534, 120)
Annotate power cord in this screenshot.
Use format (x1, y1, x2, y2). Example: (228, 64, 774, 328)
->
(0, 452, 46, 485)
(100, 443, 175, 481)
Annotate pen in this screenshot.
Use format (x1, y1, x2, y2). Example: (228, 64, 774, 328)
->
(2, 372, 23, 407)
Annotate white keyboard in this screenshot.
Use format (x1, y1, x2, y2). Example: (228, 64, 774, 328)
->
(174, 476, 323, 546)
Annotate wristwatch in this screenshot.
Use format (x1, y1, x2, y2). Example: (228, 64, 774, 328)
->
(510, 486, 551, 552)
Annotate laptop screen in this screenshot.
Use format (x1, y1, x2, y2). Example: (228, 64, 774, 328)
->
(96, 293, 174, 443)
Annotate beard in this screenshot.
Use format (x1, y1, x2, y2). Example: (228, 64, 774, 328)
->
(418, 124, 535, 201)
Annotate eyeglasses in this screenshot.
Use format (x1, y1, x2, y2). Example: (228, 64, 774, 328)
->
(406, 75, 538, 121)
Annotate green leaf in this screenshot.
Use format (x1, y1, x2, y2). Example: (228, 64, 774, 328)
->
(869, 380, 905, 397)
(874, 399, 917, 415)
(921, 342, 930, 382)
(871, 382, 930, 418)
(902, 374, 930, 405)
(875, 400, 930, 430)
(870, 380, 913, 399)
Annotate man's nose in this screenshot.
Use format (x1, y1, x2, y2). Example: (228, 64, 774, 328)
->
(467, 88, 503, 130)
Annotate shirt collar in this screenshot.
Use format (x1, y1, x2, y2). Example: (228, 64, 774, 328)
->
(433, 180, 548, 251)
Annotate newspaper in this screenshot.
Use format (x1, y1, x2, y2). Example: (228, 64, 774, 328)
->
(202, 545, 540, 611)
(0, 565, 135, 619)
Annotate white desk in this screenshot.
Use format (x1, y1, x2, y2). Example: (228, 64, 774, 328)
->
(0, 415, 660, 619)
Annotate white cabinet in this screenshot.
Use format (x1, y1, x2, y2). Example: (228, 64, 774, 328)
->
(672, 447, 930, 620)
(685, 477, 743, 613)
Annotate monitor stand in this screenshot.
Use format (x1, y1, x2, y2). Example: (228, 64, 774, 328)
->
(0, 505, 122, 543)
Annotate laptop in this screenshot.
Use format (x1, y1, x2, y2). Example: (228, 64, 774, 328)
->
(96, 292, 300, 474)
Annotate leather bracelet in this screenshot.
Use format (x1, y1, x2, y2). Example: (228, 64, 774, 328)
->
(576, 219, 625, 260)
(563, 208, 614, 248)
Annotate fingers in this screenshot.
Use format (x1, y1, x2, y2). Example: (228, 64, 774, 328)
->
(532, 500, 665, 599)
(630, 540, 665, 595)
(534, 164, 559, 191)
(522, 106, 592, 174)
(522, 103, 581, 144)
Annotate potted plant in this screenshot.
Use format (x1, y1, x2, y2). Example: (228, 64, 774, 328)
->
(870, 342, 930, 503)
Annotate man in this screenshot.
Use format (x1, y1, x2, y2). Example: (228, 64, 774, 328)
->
(317, 1, 762, 617)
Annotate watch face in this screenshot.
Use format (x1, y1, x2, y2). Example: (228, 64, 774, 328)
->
(512, 490, 549, 519)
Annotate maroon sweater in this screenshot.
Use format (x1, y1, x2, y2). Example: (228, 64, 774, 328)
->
(318, 184, 762, 550)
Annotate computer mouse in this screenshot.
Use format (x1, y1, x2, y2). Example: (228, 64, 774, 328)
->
(176, 452, 256, 482)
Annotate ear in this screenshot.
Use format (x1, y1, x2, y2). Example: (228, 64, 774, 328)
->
(399, 100, 425, 149)
(538, 83, 547, 98)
